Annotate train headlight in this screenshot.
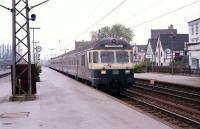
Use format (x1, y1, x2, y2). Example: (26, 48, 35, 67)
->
(101, 70, 107, 74)
(125, 70, 130, 74)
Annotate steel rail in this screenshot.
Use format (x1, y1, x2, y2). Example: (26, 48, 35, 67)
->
(134, 82, 200, 103)
(140, 81, 200, 97)
(122, 91, 200, 128)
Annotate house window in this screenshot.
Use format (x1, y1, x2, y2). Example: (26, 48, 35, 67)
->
(134, 53, 137, 59)
(196, 38, 199, 42)
(196, 23, 199, 34)
(192, 58, 199, 69)
(175, 52, 180, 57)
(161, 52, 162, 57)
(191, 25, 194, 35)
(139, 55, 141, 60)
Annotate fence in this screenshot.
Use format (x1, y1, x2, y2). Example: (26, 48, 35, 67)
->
(146, 66, 200, 75)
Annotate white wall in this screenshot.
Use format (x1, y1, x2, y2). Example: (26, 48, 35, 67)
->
(188, 19, 200, 43)
(145, 42, 155, 62)
(155, 39, 165, 66)
(188, 18, 200, 69)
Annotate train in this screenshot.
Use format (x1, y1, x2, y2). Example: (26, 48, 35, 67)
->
(49, 38, 134, 94)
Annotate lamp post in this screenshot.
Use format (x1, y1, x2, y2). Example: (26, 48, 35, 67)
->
(30, 27, 40, 64)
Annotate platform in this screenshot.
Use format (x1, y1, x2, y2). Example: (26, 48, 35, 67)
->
(0, 67, 172, 129)
(135, 73, 200, 88)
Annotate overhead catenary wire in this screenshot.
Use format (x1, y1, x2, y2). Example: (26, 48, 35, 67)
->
(74, 0, 105, 33)
(85, 0, 105, 20)
(75, 0, 128, 39)
(133, 0, 200, 28)
(122, 0, 164, 24)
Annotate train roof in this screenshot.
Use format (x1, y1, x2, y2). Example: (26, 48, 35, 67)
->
(68, 38, 131, 53)
(52, 38, 132, 59)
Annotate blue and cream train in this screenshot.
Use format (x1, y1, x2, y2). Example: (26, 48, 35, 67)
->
(49, 38, 134, 93)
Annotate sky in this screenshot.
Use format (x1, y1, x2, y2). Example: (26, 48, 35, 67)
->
(0, 0, 200, 60)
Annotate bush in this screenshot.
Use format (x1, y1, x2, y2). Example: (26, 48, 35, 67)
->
(133, 61, 149, 73)
(35, 64, 42, 76)
(134, 64, 144, 73)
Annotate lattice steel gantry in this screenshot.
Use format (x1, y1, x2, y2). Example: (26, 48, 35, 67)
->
(11, 0, 33, 100)
(0, 0, 49, 101)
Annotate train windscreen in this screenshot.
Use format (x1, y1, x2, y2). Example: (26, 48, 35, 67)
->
(101, 51, 114, 63)
(116, 51, 129, 63)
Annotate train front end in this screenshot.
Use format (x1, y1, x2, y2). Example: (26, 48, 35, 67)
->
(88, 38, 134, 93)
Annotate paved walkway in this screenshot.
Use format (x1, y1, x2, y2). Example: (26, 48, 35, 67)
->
(135, 73, 200, 87)
(0, 67, 172, 129)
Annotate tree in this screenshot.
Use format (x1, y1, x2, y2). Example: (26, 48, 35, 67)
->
(91, 26, 112, 41)
(0, 44, 12, 59)
(90, 24, 134, 42)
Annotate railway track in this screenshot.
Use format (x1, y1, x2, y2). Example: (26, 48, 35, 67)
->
(0, 72, 10, 78)
(120, 79, 200, 129)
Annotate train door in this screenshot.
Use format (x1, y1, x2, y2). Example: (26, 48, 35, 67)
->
(88, 51, 92, 69)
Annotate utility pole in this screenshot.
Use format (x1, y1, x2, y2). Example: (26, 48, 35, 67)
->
(170, 32, 176, 74)
(30, 27, 40, 64)
(0, 0, 49, 101)
(151, 54, 153, 72)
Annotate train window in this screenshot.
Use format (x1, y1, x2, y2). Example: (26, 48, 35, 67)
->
(77, 57, 79, 65)
(81, 55, 85, 66)
(93, 51, 98, 63)
(101, 51, 114, 63)
(116, 51, 129, 63)
(89, 52, 92, 63)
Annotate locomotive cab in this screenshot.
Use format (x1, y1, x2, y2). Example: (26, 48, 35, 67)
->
(87, 39, 134, 93)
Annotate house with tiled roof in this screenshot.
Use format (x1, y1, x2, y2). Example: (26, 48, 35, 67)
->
(132, 44, 147, 64)
(155, 34, 188, 66)
(145, 25, 178, 64)
(151, 24, 177, 39)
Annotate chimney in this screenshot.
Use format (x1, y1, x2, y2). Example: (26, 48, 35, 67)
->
(168, 24, 174, 30)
